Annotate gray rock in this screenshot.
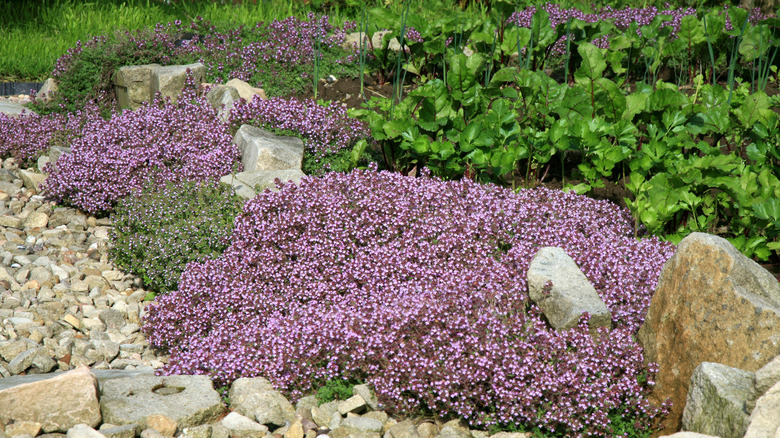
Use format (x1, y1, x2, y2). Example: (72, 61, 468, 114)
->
(100, 374, 225, 429)
(229, 377, 296, 427)
(233, 125, 304, 172)
(744, 380, 780, 438)
(151, 63, 204, 104)
(224, 79, 267, 101)
(18, 169, 47, 194)
(205, 85, 240, 122)
(659, 433, 721, 438)
(436, 420, 471, 438)
(755, 354, 780, 398)
(114, 64, 161, 110)
(7, 348, 38, 374)
(385, 421, 420, 438)
(527, 246, 611, 330)
(219, 412, 269, 438)
(99, 309, 126, 331)
(0, 366, 101, 432)
(220, 169, 305, 199)
(38, 78, 58, 102)
(99, 423, 140, 438)
(66, 424, 106, 438)
(0, 101, 36, 117)
(338, 394, 367, 415)
(341, 417, 383, 433)
(682, 362, 755, 438)
(353, 384, 380, 410)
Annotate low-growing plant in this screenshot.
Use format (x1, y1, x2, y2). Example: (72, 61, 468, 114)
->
(144, 168, 675, 436)
(228, 97, 374, 175)
(110, 179, 245, 296)
(43, 84, 242, 214)
(315, 378, 357, 404)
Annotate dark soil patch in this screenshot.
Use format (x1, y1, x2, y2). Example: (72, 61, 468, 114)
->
(295, 76, 397, 110)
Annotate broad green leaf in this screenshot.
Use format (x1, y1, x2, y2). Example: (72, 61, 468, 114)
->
(736, 91, 771, 127)
(574, 42, 607, 82)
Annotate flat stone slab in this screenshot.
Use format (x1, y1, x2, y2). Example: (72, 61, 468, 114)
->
(0, 367, 156, 392)
(0, 101, 37, 117)
(100, 374, 225, 430)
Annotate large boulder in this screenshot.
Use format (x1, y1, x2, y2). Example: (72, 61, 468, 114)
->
(526, 246, 611, 330)
(100, 374, 224, 432)
(682, 362, 755, 438)
(637, 232, 780, 433)
(151, 63, 205, 103)
(233, 125, 304, 173)
(744, 380, 780, 438)
(0, 365, 101, 433)
(115, 64, 161, 110)
(228, 377, 296, 427)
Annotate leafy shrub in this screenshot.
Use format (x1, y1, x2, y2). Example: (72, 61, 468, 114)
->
(43, 85, 242, 214)
(144, 168, 675, 436)
(110, 180, 245, 295)
(228, 97, 373, 175)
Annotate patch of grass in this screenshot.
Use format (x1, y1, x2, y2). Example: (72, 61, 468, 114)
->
(315, 378, 356, 404)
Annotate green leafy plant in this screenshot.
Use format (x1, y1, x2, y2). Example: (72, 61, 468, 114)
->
(315, 378, 357, 404)
(110, 180, 245, 296)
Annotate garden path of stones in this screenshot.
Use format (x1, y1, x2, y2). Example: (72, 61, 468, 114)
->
(0, 157, 167, 378)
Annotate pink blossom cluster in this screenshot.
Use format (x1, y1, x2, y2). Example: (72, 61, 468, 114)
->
(144, 168, 675, 436)
(43, 86, 241, 214)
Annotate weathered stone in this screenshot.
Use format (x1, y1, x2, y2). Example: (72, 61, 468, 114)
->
(338, 395, 367, 415)
(436, 419, 471, 438)
(417, 423, 439, 438)
(233, 125, 304, 172)
(362, 411, 387, 424)
(224, 78, 267, 101)
(18, 169, 47, 194)
(659, 433, 721, 438)
(353, 384, 380, 410)
(7, 348, 37, 374)
(151, 63, 204, 103)
(24, 211, 49, 229)
(386, 421, 420, 438)
(0, 101, 36, 117)
(5, 420, 42, 437)
(145, 414, 177, 437)
(329, 426, 380, 438)
(205, 85, 240, 122)
(98, 423, 140, 438)
(682, 362, 755, 438)
(0, 366, 100, 432)
(100, 374, 224, 429)
(340, 417, 383, 433)
(284, 420, 304, 438)
(527, 246, 611, 330)
(744, 380, 780, 438)
(114, 64, 161, 110)
(755, 354, 780, 398)
(66, 424, 106, 438)
(228, 377, 296, 427)
(637, 232, 780, 432)
(38, 78, 58, 102)
(219, 412, 268, 438)
(219, 169, 304, 199)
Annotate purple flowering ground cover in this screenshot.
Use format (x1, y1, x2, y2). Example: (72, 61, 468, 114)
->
(144, 168, 676, 436)
(42, 86, 242, 214)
